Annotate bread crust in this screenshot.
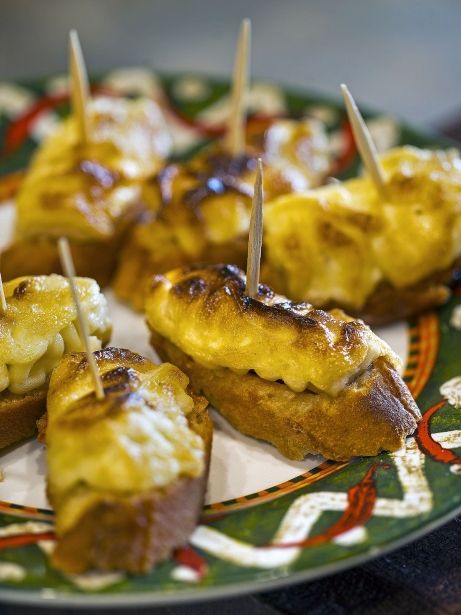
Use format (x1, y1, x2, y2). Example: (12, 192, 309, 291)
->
(2, 201, 146, 288)
(345, 258, 461, 326)
(50, 383, 212, 574)
(0, 388, 47, 449)
(151, 331, 420, 462)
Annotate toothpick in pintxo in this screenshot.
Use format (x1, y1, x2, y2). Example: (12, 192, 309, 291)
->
(245, 158, 264, 298)
(0, 273, 6, 314)
(57, 237, 105, 400)
(69, 29, 90, 144)
(226, 19, 251, 157)
(340, 83, 388, 200)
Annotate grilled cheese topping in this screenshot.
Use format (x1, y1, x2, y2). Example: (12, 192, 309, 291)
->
(263, 146, 461, 309)
(138, 118, 330, 252)
(145, 264, 400, 396)
(0, 275, 111, 395)
(46, 349, 205, 533)
(16, 97, 171, 241)
(263, 118, 331, 190)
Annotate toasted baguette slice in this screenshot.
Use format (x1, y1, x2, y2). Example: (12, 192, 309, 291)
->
(348, 262, 459, 326)
(0, 388, 47, 450)
(46, 348, 211, 574)
(145, 264, 420, 461)
(152, 331, 419, 461)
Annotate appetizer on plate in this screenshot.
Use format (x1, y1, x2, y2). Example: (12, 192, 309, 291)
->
(44, 347, 211, 573)
(1, 94, 171, 287)
(0, 274, 111, 449)
(113, 117, 330, 310)
(113, 19, 329, 310)
(262, 145, 461, 324)
(145, 264, 420, 461)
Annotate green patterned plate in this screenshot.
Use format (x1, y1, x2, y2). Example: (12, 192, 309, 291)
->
(0, 70, 460, 607)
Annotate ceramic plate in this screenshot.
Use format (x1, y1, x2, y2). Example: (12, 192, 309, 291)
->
(0, 70, 460, 607)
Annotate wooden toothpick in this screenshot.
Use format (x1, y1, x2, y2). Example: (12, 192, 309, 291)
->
(0, 274, 7, 314)
(340, 84, 388, 200)
(69, 29, 90, 143)
(58, 237, 104, 400)
(245, 158, 264, 298)
(226, 18, 251, 157)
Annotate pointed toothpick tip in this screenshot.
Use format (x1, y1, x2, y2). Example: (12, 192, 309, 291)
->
(340, 83, 388, 200)
(0, 273, 7, 314)
(69, 28, 78, 46)
(58, 237, 104, 400)
(242, 19, 251, 43)
(245, 158, 264, 298)
(69, 29, 90, 144)
(226, 18, 251, 157)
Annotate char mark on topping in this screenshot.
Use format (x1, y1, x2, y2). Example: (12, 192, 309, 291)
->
(172, 276, 209, 300)
(171, 264, 333, 330)
(13, 280, 30, 299)
(79, 160, 119, 188)
(156, 164, 179, 207)
(183, 152, 256, 211)
(94, 347, 148, 365)
(72, 348, 148, 376)
(102, 366, 139, 395)
(205, 152, 257, 177)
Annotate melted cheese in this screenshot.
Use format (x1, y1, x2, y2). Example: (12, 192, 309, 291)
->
(145, 265, 399, 396)
(263, 118, 330, 191)
(0, 275, 111, 395)
(140, 117, 330, 249)
(263, 146, 461, 309)
(46, 353, 205, 533)
(15, 96, 171, 241)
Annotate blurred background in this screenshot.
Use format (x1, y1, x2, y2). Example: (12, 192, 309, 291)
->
(1, 0, 461, 127)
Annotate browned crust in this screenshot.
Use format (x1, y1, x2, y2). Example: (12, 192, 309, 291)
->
(1, 201, 146, 288)
(350, 259, 461, 325)
(51, 473, 208, 574)
(151, 331, 420, 462)
(50, 382, 212, 574)
(0, 388, 47, 449)
(291, 258, 461, 327)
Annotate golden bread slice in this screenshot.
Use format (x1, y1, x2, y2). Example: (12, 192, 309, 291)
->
(145, 264, 420, 461)
(0, 274, 111, 449)
(153, 332, 418, 461)
(45, 348, 211, 573)
(0, 388, 47, 450)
